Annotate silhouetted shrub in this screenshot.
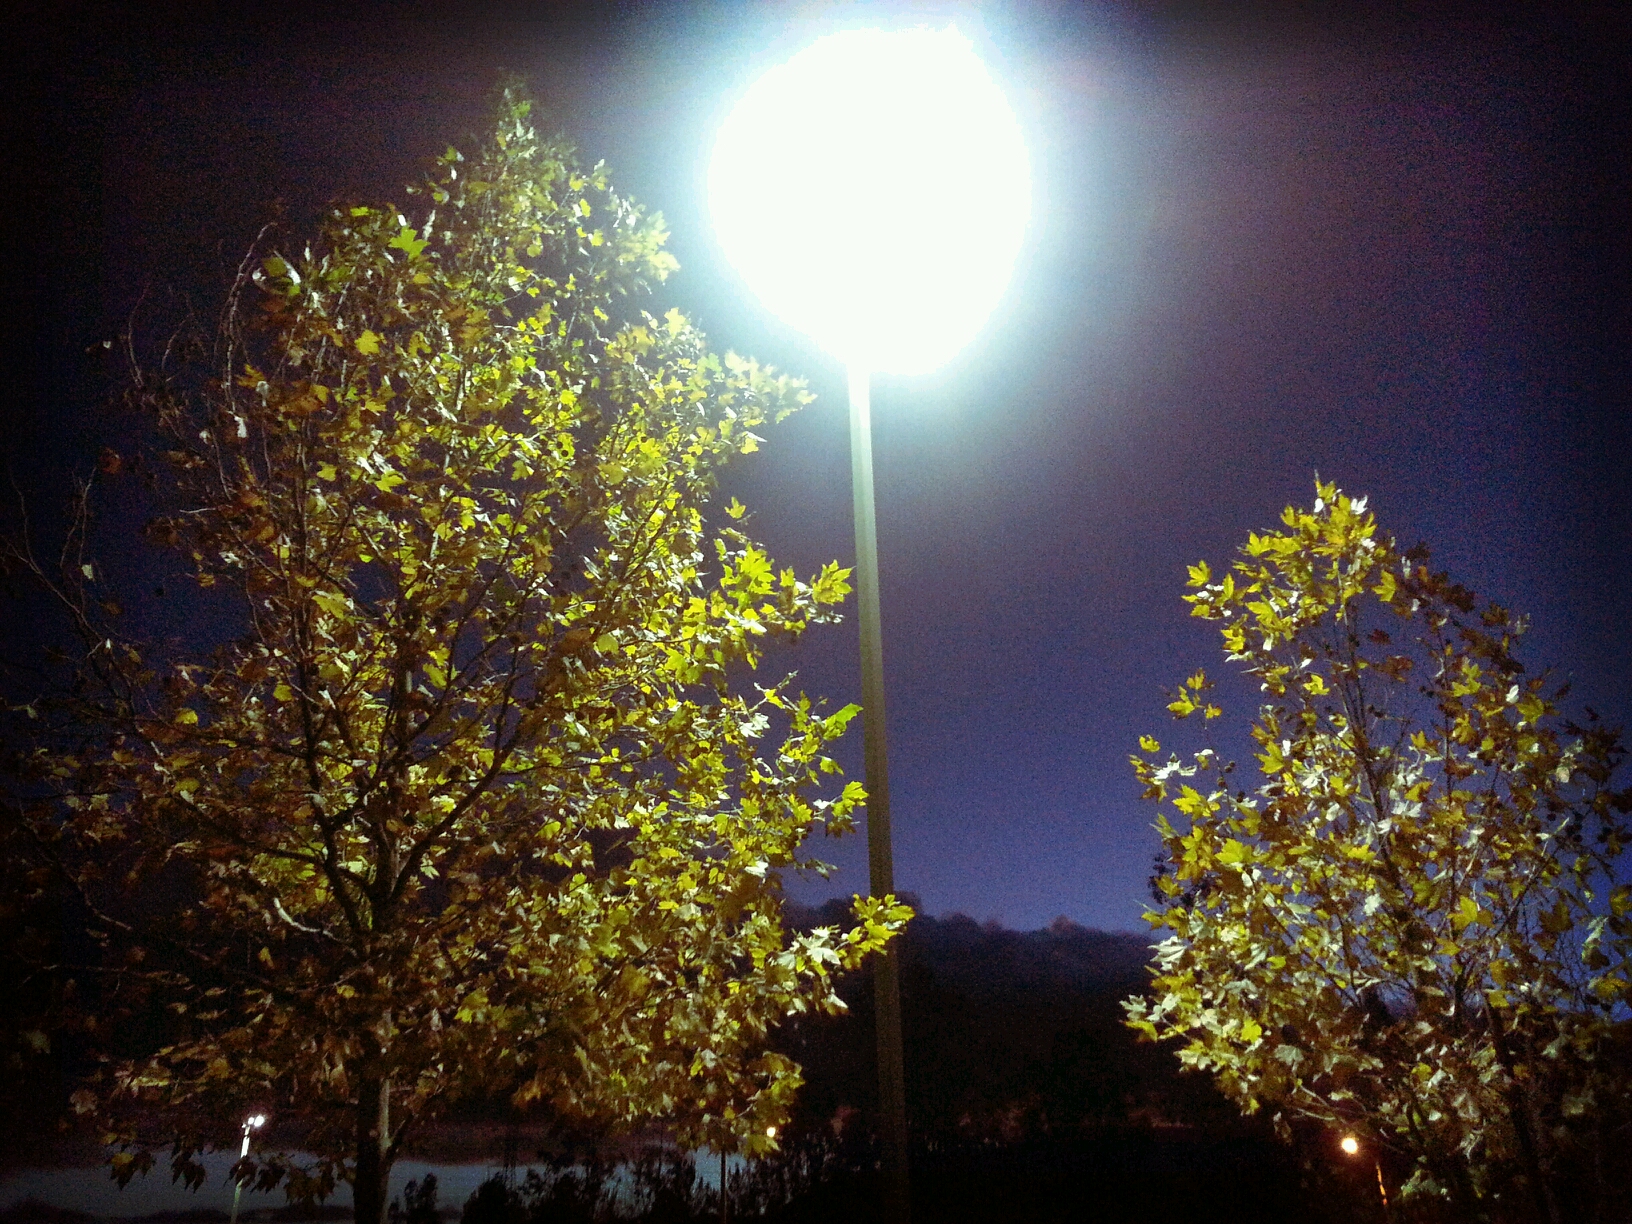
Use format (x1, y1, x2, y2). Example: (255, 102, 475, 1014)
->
(389, 1175, 440, 1224)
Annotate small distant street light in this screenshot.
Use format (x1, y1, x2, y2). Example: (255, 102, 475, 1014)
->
(242, 1115, 267, 1151)
(1339, 1133, 1390, 1218)
(229, 1114, 266, 1224)
(711, 27, 1030, 1224)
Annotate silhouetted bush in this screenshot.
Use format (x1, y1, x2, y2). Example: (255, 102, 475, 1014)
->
(388, 1176, 441, 1224)
(457, 1161, 625, 1224)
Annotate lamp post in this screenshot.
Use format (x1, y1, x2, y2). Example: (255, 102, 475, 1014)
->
(1340, 1134, 1390, 1219)
(710, 26, 1030, 1224)
(229, 1113, 266, 1224)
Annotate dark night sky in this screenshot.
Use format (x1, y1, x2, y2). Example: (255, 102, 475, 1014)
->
(8, 2, 1629, 932)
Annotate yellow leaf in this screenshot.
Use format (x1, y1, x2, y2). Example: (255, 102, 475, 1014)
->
(174, 708, 198, 726)
(356, 330, 381, 355)
(1452, 894, 1480, 932)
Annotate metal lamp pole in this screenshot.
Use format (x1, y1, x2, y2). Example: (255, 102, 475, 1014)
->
(847, 365, 910, 1224)
(708, 33, 1031, 1224)
(229, 1114, 265, 1224)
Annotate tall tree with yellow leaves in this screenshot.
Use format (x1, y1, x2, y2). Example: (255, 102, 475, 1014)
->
(2, 89, 906, 1224)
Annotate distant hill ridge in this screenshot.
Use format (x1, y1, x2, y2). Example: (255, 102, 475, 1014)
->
(784, 898, 1153, 997)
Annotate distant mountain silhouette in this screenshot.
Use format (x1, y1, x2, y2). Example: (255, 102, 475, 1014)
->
(898, 911, 1152, 995)
(776, 900, 1232, 1141)
(784, 899, 1150, 985)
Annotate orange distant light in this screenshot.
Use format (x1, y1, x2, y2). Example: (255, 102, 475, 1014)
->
(1340, 1135, 1360, 1156)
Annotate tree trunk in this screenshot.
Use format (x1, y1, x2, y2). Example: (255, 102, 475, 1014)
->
(1486, 1008, 1561, 1224)
(354, 1076, 391, 1224)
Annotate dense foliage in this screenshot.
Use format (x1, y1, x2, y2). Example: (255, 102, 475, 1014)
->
(0, 89, 905, 1224)
(1126, 481, 1632, 1220)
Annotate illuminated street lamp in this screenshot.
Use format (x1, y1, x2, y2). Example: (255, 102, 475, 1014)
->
(1340, 1133, 1390, 1218)
(710, 26, 1031, 1224)
(229, 1113, 266, 1224)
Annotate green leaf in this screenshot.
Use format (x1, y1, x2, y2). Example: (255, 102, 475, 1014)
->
(1167, 693, 1197, 718)
(1217, 839, 1251, 867)
(388, 226, 429, 260)
(1452, 894, 1480, 932)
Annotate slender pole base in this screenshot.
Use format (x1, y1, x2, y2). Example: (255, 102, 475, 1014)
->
(848, 365, 911, 1224)
(229, 1129, 250, 1224)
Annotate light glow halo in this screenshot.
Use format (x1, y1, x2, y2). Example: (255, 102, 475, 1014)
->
(709, 26, 1031, 374)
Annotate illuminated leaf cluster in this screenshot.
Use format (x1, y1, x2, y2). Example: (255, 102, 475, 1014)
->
(1126, 481, 1631, 1208)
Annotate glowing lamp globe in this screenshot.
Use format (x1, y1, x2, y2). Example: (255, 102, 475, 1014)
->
(709, 27, 1031, 375)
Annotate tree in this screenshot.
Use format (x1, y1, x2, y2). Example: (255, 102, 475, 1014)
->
(1, 88, 907, 1224)
(1125, 481, 1632, 1221)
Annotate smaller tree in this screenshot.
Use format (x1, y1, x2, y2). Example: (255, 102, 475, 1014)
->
(1126, 481, 1631, 1220)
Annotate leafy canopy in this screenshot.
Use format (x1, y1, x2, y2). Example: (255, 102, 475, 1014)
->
(3, 87, 906, 1217)
(1125, 481, 1630, 1213)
